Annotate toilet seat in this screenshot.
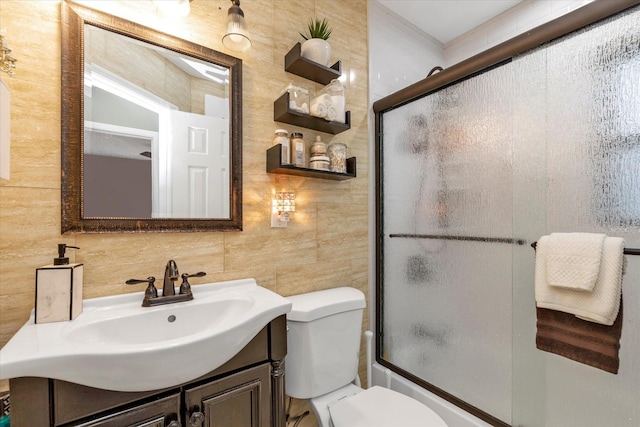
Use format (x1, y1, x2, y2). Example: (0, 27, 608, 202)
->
(328, 386, 448, 427)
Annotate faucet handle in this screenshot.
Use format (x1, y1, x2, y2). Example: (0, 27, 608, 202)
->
(126, 276, 158, 299)
(184, 272, 206, 278)
(179, 272, 206, 295)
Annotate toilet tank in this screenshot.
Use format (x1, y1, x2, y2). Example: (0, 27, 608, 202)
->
(285, 287, 366, 399)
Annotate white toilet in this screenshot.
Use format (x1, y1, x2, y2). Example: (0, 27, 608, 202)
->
(285, 287, 448, 427)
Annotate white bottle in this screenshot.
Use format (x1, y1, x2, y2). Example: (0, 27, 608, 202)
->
(273, 129, 290, 164)
(291, 132, 306, 167)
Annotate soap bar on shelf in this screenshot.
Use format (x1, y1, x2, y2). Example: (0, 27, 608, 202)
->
(35, 263, 83, 323)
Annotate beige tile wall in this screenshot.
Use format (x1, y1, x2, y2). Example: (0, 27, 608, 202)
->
(0, 0, 370, 419)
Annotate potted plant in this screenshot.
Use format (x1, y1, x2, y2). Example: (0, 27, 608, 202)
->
(299, 17, 332, 66)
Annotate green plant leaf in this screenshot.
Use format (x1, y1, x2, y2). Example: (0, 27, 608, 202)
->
(301, 17, 332, 41)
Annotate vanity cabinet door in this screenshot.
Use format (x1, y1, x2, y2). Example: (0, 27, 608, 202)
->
(185, 363, 271, 427)
(73, 393, 181, 427)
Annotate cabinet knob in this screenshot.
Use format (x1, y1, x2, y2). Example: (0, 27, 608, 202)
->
(167, 421, 182, 427)
(189, 411, 205, 426)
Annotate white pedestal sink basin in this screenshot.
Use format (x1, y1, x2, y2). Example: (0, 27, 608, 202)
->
(0, 278, 291, 392)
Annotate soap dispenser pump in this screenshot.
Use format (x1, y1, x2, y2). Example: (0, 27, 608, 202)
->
(54, 243, 79, 265)
(35, 244, 84, 324)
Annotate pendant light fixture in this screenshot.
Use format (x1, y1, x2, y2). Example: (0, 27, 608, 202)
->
(222, 0, 251, 52)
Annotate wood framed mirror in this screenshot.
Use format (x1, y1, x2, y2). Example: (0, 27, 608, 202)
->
(61, 1, 242, 233)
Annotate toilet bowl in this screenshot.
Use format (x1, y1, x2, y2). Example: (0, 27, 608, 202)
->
(328, 385, 447, 427)
(307, 383, 448, 427)
(285, 287, 448, 427)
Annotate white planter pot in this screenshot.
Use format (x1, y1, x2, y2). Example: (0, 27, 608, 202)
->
(301, 38, 331, 66)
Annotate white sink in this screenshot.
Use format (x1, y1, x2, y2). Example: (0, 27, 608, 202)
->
(63, 296, 254, 346)
(0, 278, 291, 392)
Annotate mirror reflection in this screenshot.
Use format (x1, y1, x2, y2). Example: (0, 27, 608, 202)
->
(84, 24, 231, 219)
(61, 2, 243, 233)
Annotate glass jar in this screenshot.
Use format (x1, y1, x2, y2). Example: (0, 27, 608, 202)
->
(325, 79, 345, 124)
(281, 83, 310, 115)
(310, 156, 330, 171)
(290, 132, 306, 167)
(327, 143, 347, 173)
(273, 129, 290, 164)
(310, 135, 326, 158)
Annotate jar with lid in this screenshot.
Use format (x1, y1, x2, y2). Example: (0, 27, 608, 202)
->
(290, 132, 306, 167)
(310, 156, 330, 171)
(325, 79, 345, 124)
(310, 135, 327, 158)
(280, 83, 310, 114)
(327, 142, 347, 173)
(273, 129, 290, 164)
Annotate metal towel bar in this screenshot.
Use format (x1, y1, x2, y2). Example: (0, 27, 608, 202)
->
(387, 234, 640, 255)
(531, 241, 640, 256)
(388, 233, 527, 245)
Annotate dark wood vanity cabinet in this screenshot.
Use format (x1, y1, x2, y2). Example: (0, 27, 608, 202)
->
(9, 316, 287, 427)
(74, 393, 181, 427)
(184, 364, 271, 427)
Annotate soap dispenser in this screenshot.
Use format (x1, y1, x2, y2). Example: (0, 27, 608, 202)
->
(35, 244, 83, 324)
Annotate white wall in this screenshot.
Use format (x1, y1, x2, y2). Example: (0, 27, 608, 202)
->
(368, 0, 595, 95)
(444, 0, 594, 66)
(368, 0, 444, 101)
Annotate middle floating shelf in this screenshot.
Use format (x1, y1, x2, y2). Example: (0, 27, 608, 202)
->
(274, 92, 351, 135)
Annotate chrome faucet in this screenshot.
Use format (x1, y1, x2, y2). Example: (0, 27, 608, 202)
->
(163, 259, 179, 296)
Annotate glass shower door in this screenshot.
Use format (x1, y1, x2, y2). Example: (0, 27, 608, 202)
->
(378, 6, 640, 426)
(380, 63, 517, 425)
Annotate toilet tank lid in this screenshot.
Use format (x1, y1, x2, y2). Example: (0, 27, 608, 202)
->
(287, 287, 365, 322)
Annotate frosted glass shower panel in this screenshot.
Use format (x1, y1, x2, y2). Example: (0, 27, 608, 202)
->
(382, 66, 514, 237)
(379, 5, 640, 427)
(545, 10, 640, 230)
(517, 8, 640, 427)
(380, 63, 515, 424)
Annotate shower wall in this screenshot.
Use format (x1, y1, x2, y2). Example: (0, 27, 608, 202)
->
(378, 6, 639, 426)
(368, 0, 444, 101)
(443, 0, 597, 67)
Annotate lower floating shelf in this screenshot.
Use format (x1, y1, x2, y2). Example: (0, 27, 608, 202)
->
(266, 144, 356, 181)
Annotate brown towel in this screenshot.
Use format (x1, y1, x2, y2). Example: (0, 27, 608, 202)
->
(536, 297, 623, 374)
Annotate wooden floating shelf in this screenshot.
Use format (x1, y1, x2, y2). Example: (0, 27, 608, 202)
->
(284, 43, 342, 85)
(266, 144, 356, 181)
(273, 93, 351, 135)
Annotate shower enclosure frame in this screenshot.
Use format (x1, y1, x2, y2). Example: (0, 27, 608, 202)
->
(372, 0, 640, 425)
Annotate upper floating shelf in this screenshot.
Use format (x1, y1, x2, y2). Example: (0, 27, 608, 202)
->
(284, 43, 342, 85)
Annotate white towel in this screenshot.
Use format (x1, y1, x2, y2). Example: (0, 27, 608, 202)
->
(310, 94, 332, 118)
(324, 105, 337, 122)
(546, 232, 606, 291)
(310, 101, 327, 118)
(289, 100, 306, 114)
(535, 235, 625, 325)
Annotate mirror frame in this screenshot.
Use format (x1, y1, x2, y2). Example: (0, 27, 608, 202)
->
(61, 2, 243, 233)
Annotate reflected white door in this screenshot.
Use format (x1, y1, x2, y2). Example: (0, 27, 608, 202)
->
(168, 110, 229, 218)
